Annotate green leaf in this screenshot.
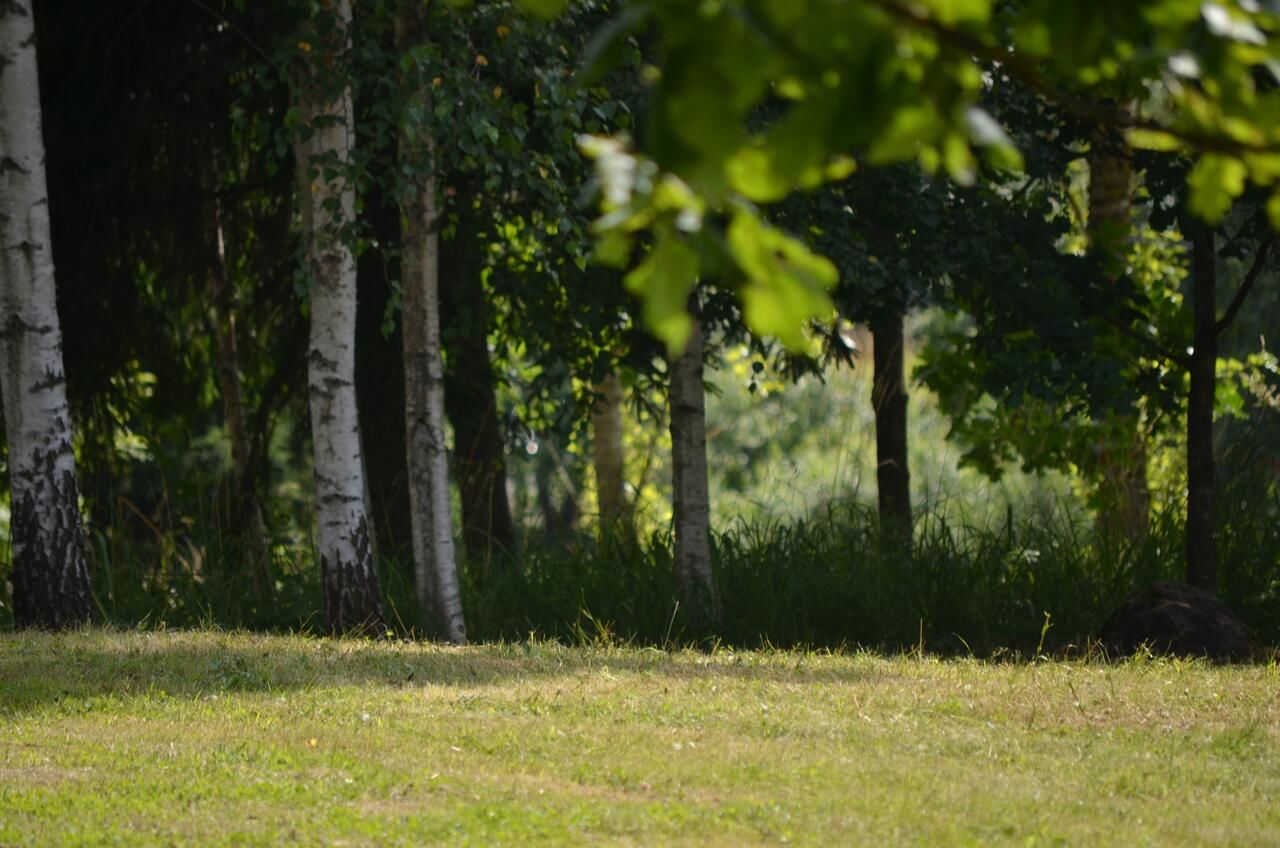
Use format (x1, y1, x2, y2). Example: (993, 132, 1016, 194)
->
(579, 4, 650, 87)
(867, 105, 941, 165)
(964, 108, 1022, 172)
(1188, 154, 1247, 224)
(1126, 129, 1183, 151)
(942, 132, 977, 186)
(726, 212, 836, 350)
(725, 148, 792, 202)
(920, 0, 993, 25)
(1268, 189, 1280, 231)
(624, 235, 699, 351)
(515, 0, 567, 19)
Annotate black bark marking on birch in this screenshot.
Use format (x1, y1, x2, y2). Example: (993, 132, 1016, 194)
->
(308, 348, 340, 370)
(319, 491, 363, 506)
(29, 368, 65, 393)
(0, 314, 53, 341)
(321, 513, 385, 635)
(11, 453, 94, 630)
(0, 156, 29, 175)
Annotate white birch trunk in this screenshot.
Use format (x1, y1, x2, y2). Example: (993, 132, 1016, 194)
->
(295, 0, 383, 633)
(668, 316, 720, 630)
(398, 12, 466, 644)
(592, 372, 629, 534)
(0, 0, 95, 628)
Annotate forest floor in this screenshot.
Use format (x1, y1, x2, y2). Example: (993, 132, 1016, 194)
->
(1, 631, 1278, 846)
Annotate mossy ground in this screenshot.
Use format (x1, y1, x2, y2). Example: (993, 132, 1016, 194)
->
(2, 630, 1278, 846)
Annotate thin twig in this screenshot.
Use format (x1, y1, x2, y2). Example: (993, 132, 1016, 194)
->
(1216, 237, 1274, 337)
(182, 0, 276, 68)
(1095, 309, 1189, 370)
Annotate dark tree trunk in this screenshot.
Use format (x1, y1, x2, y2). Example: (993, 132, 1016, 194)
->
(200, 139, 271, 592)
(1186, 222, 1218, 593)
(871, 309, 912, 546)
(355, 182, 412, 566)
(439, 235, 516, 568)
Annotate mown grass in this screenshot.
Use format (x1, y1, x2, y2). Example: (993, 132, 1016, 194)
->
(2, 630, 1279, 846)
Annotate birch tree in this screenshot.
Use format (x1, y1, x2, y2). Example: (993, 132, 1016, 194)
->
(0, 0, 95, 629)
(294, 0, 384, 634)
(396, 9, 466, 644)
(668, 312, 720, 630)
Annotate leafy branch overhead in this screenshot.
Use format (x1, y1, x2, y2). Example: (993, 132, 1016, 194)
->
(563, 0, 1280, 351)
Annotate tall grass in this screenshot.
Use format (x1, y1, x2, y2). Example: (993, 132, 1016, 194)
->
(462, 496, 1194, 654)
(4, 474, 1278, 653)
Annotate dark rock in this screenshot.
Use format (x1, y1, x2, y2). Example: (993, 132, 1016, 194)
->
(1099, 581, 1251, 663)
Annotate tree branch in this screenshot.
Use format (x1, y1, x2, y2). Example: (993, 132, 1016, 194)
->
(1216, 237, 1274, 338)
(864, 0, 1280, 158)
(1095, 309, 1189, 371)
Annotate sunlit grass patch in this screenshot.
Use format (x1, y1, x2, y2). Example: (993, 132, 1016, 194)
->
(1, 630, 1278, 846)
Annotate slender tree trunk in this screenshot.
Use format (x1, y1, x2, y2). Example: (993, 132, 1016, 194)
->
(443, 343, 516, 568)
(397, 12, 466, 644)
(871, 309, 911, 546)
(440, 237, 515, 568)
(1186, 222, 1218, 593)
(355, 179, 412, 565)
(295, 0, 384, 634)
(199, 140, 271, 592)
(535, 439, 579, 548)
(592, 371, 630, 536)
(1088, 123, 1151, 542)
(668, 315, 720, 630)
(0, 0, 95, 629)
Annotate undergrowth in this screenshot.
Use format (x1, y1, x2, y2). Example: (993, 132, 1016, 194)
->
(3, 477, 1279, 655)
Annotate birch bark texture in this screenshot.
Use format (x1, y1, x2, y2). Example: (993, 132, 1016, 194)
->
(0, 1, 95, 629)
(668, 316, 721, 630)
(397, 12, 466, 644)
(294, 0, 384, 633)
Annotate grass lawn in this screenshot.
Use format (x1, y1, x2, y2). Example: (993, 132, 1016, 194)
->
(1, 631, 1278, 846)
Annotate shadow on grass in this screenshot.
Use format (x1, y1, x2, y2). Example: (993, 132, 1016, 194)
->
(0, 629, 906, 715)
